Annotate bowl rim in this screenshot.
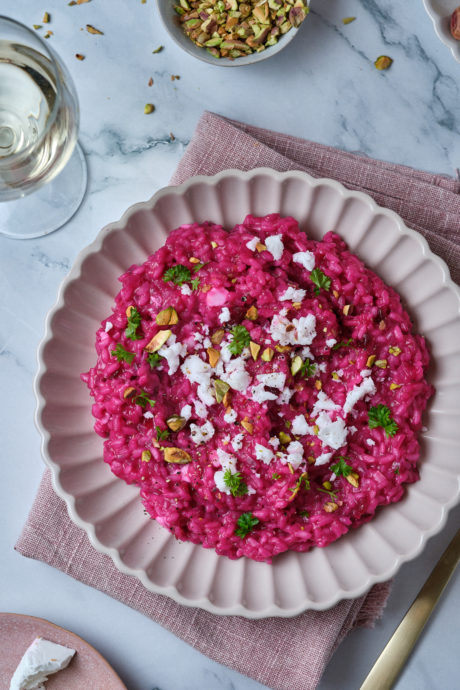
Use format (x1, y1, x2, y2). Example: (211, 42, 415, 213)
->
(422, 0, 460, 64)
(156, 0, 309, 67)
(34, 167, 460, 617)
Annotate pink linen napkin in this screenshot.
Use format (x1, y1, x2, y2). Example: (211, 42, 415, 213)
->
(16, 112, 460, 690)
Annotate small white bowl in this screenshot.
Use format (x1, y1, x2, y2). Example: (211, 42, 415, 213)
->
(423, 0, 460, 63)
(157, 0, 309, 66)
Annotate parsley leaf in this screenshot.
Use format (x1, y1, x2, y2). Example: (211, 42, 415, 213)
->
(332, 338, 353, 350)
(223, 469, 248, 497)
(191, 277, 200, 291)
(310, 268, 331, 296)
(147, 352, 163, 370)
(228, 325, 250, 356)
(156, 426, 170, 441)
(111, 343, 135, 364)
(330, 456, 353, 477)
(125, 307, 142, 340)
(299, 358, 316, 378)
(235, 512, 259, 538)
(299, 510, 310, 518)
(192, 262, 205, 272)
(133, 390, 156, 408)
(272, 473, 281, 480)
(317, 486, 338, 498)
(162, 264, 192, 286)
(368, 404, 399, 437)
(290, 473, 311, 493)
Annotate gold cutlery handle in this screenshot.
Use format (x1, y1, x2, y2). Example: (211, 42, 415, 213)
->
(360, 528, 460, 690)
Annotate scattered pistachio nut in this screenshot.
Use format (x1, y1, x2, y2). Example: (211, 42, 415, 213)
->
(222, 390, 231, 408)
(144, 103, 155, 114)
(33, 24, 42, 30)
(141, 450, 151, 463)
(86, 24, 103, 34)
(207, 347, 220, 367)
(245, 305, 258, 320)
(278, 431, 291, 445)
(211, 328, 225, 345)
(366, 354, 376, 368)
(332, 290, 340, 298)
(314, 379, 322, 390)
(156, 306, 179, 326)
(152, 45, 164, 53)
(322, 480, 332, 490)
(211, 241, 218, 248)
(123, 386, 136, 399)
(275, 345, 291, 353)
(261, 347, 274, 362)
(342, 16, 356, 24)
(346, 472, 359, 488)
(290, 355, 303, 376)
(388, 346, 401, 356)
(256, 242, 267, 252)
(324, 501, 338, 513)
(241, 417, 253, 434)
(287, 462, 295, 474)
(374, 55, 393, 70)
(145, 329, 172, 352)
(379, 320, 386, 330)
(390, 382, 402, 390)
(163, 447, 192, 464)
(342, 304, 353, 315)
(250, 341, 261, 360)
(166, 415, 187, 431)
(214, 378, 230, 403)
(375, 359, 388, 369)
(43, 12, 50, 23)
(189, 256, 201, 263)
(75, 53, 85, 60)
(292, 302, 302, 310)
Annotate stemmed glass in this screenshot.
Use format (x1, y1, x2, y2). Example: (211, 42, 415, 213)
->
(0, 16, 87, 239)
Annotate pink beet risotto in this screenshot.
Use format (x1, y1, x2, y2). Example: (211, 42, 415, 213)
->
(82, 214, 433, 562)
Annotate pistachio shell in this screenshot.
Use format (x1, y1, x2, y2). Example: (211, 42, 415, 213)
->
(166, 415, 187, 432)
(245, 305, 258, 320)
(261, 347, 274, 362)
(249, 341, 261, 360)
(156, 307, 179, 326)
(145, 329, 172, 352)
(163, 447, 192, 464)
(291, 355, 303, 375)
(278, 431, 291, 445)
(241, 418, 253, 433)
(214, 379, 230, 403)
(207, 347, 220, 367)
(211, 328, 225, 345)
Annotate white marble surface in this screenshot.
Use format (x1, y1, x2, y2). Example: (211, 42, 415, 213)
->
(2, 1, 460, 689)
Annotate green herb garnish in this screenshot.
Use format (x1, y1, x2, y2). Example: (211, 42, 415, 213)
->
(310, 268, 331, 296)
(368, 404, 398, 437)
(156, 426, 170, 441)
(134, 390, 156, 408)
(223, 470, 248, 497)
(317, 486, 338, 499)
(235, 512, 259, 538)
(152, 45, 164, 53)
(332, 338, 353, 350)
(191, 277, 200, 291)
(125, 307, 142, 340)
(192, 262, 205, 272)
(272, 473, 281, 480)
(394, 466, 400, 475)
(299, 358, 316, 377)
(290, 473, 311, 493)
(330, 456, 353, 477)
(147, 352, 163, 369)
(111, 343, 135, 364)
(299, 510, 310, 518)
(228, 324, 251, 356)
(162, 264, 192, 286)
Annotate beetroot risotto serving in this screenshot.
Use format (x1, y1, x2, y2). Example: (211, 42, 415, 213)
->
(82, 214, 434, 562)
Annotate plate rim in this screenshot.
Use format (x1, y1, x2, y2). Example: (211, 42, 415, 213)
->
(422, 0, 460, 63)
(34, 167, 460, 617)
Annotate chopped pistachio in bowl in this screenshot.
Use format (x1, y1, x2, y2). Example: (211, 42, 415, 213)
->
(157, 0, 310, 66)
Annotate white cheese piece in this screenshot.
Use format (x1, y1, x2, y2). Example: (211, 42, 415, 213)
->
(203, 337, 212, 349)
(143, 410, 154, 419)
(279, 286, 306, 302)
(220, 342, 233, 363)
(255, 443, 274, 464)
(181, 355, 214, 407)
(293, 250, 315, 271)
(190, 420, 215, 444)
(265, 234, 284, 260)
(224, 408, 238, 424)
(251, 384, 277, 403)
(214, 470, 231, 494)
(277, 388, 294, 405)
(159, 334, 187, 375)
(231, 433, 244, 451)
(268, 437, 280, 449)
(360, 368, 372, 377)
(366, 438, 376, 446)
(314, 451, 333, 466)
(326, 338, 337, 348)
(270, 313, 316, 346)
(9, 637, 75, 690)
(216, 448, 237, 472)
(180, 283, 192, 295)
(257, 372, 286, 390)
(349, 425, 358, 434)
(343, 377, 376, 415)
(194, 399, 208, 419)
(312, 391, 341, 417)
(246, 236, 260, 251)
(301, 346, 314, 360)
(104, 321, 113, 332)
(315, 411, 348, 450)
(219, 307, 231, 324)
(291, 415, 314, 436)
(180, 404, 192, 420)
(318, 362, 327, 372)
(279, 441, 304, 469)
(221, 357, 251, 391)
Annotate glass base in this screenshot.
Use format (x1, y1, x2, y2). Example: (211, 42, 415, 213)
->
(0, 142, 87, 239)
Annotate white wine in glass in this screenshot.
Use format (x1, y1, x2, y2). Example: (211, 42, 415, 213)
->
(0, 16, 87, 239)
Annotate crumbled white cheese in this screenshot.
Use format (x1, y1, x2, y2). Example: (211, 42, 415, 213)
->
(252, 371, 286, 403)
(190, 420, 215, 444)
(349, 425, 358, 434)
(318, 362, 327, 372)
(360, 369, 372, 378)
(366, 438, 376, 446)
(216, 448, 237, 472)
(326, 338, 337, 348)
(104, 321, 113, 332)
(9, 637, 75, 690)
(293, 250, 315, 271)
(315, 411, 348, 450)
(180, 283, 192, 295)
(277, 387, 294, 405)
(221, 356, 251, 391)
(270, 313, 316, 346)
(337, 369, 344, 377)
(265, 234, 284, 260)
(269, 437, 280, 449)
(343, 377, 376, 415)
(279, 286, 306, 302)
(231, 433, 244, 451)
(291, 415, 314, 436)
(193, 331, 203, 343)
(219, 307, 231, 324)
(143, 410, 154, 419)
(246, 236, 260, 251)
(180, 404, 192, 420)
(255, 443, 274, 464)
(279, 441, 304, 469)
(220, 342, 233, 363)
(312, 391, 340, 417)
(251, 383, 277, 403)
(214, 470, 231, 494)
(301, 346, 315, 360)
(224, 408, 237, 424)
(159, 334, 187, 375)
(315, 451, 333, 466)
(194, 399, 208, 419)
(330, 472, 337, 481)
(181, 355, 214, 406)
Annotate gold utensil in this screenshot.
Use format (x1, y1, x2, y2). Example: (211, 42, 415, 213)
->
(360, 528, 460, 690)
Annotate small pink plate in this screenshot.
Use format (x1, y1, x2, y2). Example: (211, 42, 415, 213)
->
(0, 613, 126, 689)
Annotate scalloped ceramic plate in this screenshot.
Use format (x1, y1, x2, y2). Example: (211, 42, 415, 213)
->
(423, 1, 460, 63)
(35, 169, 460, 618)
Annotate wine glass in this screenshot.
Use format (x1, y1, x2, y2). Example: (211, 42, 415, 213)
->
(0, 16, 87, 239)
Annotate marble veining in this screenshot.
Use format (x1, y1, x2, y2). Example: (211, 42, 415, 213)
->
(1, 1, 459, 690)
